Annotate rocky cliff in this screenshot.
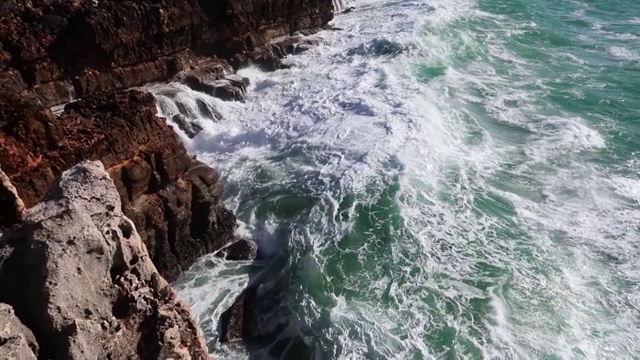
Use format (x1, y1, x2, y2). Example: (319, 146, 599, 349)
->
(0, 0, 335, 356)
(1, 0, 334, 280)
(0, 0, 333, 108)
(1, 90, 236, 282)
(0, 161, 209, 359)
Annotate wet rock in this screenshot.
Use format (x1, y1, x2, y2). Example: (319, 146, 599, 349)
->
(341, 6, 356, 14)
(217, 239, 258, 261)
(175, 61, 249, 102)
(241, 35, 324, 70)
(172, 114, 203, 138)
(219, 288, 258, 343)
(183, 77, 245, 101)
(346, 38, 408, 57)
(0, 161, 208, 359)
(0, 303, 38, 360)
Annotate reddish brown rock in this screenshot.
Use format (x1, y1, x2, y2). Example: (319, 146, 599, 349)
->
(0, 0, 334, 107)
(0, 90, 236, 282)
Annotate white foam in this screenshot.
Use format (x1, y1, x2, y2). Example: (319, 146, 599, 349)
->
(608, 46, 638, 61)
(155, 0, 640, 357)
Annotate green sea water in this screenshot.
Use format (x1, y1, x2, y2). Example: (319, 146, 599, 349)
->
(170, 0, 640, 358)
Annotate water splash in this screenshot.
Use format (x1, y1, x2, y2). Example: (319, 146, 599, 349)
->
(158, 0, 640, 358)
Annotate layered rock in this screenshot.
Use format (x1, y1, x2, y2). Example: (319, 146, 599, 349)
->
(0, 161, 208, 359)
(0, 90, 235, 282)
(0, 0, 337, 354)
(0, 0, 333, 108)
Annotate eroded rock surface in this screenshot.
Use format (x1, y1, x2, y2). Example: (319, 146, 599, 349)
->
(0, 90, 236, 282)
(0, 303, 38, 360)
(0, 161, 208, 359)
(0, 0, 334, 108)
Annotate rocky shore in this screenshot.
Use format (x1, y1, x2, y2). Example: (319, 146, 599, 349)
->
(0, 0, 335, 358)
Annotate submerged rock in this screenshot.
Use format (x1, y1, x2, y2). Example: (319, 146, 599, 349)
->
(172, 114, 204, 138)
(219, 288, 258, 343)
(0, 161, 208, 359)
(346, 38, 408, 57)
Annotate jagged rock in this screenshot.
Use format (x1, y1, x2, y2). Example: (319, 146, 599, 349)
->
(0, 167, 25, 228)
(174, 60, 250, 102)
(0, 303, 38, 360)
(217, 239, 258, 261)
(242, 35, 324, 71)
(183, 77, 245, 102)
(0, 161, 208, 359)
(0, 90, 236, 282)
(0, 0, 333, 107)
(172, 114, 203, 138)
(219, 288, 258, 343)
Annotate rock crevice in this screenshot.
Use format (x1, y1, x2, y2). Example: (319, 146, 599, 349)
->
(0, 0, 333, 108)
(0, 161, 209, 359)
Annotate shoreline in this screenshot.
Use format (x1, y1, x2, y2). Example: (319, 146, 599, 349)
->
(0, 0, 341, 357)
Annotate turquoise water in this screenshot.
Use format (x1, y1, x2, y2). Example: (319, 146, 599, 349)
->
(167, 0, 640, 358)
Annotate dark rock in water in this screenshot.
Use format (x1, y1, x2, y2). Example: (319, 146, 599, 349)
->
(217, 239, 258, 261)
(172, 114, 203, 138)
(240, 35, 324, 70)
(346, 38, 407, 57)
(219, 288, 258, 343)
(175, 60, 249, 102)
(186, 77, 245, 102)
(0, 303, 39, 360)
(196, 99, 224, 121)
(0, 161, 208, 359)
(342, 6, 356, 13)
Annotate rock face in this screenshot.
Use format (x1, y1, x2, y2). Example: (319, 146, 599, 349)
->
(0, 0, 334, 281)
(0, 0, 333, 108)
(0, 90, 236, 282)
(0, 161, 208, 359)
(0, 0, 336, 355)
(0, 304, 38, 360)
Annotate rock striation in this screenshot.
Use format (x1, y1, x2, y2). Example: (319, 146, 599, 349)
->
(0, 161, 208, 359)
(0, 0, 334, 281)
(0, 90, 236, 282)
(0, 0, 337, 355)
(0, 0, 333, 108)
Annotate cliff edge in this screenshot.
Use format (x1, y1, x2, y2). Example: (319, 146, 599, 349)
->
(0, 161, 208, 359)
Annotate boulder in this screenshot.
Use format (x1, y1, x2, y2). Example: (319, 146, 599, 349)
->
(0, 304, 38, 360)
(0, 161, 208, 359)
(217, 239, 258, 261)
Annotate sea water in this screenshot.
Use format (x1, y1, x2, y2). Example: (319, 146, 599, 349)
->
(155, 0, 640, 358)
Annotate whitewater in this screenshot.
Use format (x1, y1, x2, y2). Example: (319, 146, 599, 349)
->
(150, 0, 640, 358)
